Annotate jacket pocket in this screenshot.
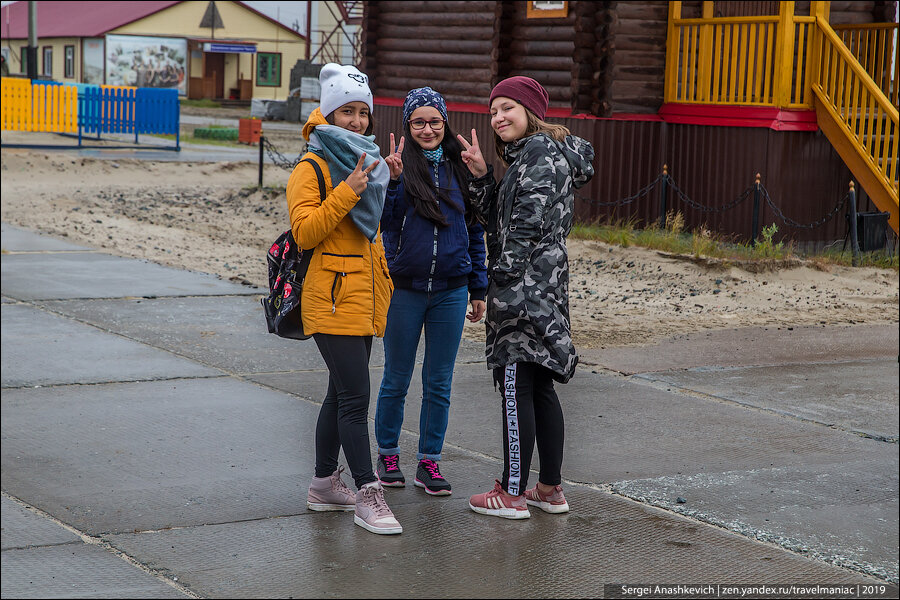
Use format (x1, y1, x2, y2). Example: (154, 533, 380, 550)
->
(321, 252, 364, 312)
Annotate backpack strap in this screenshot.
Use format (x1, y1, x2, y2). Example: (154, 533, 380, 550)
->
(300, 158, 326, 204)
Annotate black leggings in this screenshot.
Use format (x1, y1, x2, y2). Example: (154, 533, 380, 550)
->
(494, 362, 565, 496)
(313, 334, 377, 489)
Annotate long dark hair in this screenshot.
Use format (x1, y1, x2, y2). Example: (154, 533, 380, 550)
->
(401, 121, 477, 227)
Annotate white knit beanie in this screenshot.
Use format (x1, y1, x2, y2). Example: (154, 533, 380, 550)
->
(319, 63, 373, 118)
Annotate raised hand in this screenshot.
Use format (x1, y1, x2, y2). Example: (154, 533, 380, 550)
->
(385, 133, 405, 180)
(457, 128, 488, 177)
(345, 153, 379, 196)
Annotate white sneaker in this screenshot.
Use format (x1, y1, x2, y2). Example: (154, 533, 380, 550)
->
(354, 481, 402, 535)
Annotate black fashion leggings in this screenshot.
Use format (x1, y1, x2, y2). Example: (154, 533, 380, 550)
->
(313, 333, 377, 489)
(494, 362, 565, 496)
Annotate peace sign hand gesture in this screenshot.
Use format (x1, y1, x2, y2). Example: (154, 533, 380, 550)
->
(385, 133, 405, 180)
(457, 129, 488, 177)
(345, 153, 380, 196)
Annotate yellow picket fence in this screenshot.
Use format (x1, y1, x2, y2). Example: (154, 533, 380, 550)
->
(1, 78, 78, 133)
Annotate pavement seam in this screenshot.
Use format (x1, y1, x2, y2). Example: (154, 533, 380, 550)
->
(0, 491, 202, 598)
(629, 373, 899, 444)
(583, 363, 897, 444)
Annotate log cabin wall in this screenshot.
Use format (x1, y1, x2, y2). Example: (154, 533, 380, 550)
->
(608, 1, 669, 114)
(361, 1, 495, 103)
(496, 0, 576, 108)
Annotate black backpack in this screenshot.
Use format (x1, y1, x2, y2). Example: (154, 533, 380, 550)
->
(261, 158, 325, 340)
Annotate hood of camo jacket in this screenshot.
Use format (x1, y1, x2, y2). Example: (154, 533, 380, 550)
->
(284, 107, 393, 337)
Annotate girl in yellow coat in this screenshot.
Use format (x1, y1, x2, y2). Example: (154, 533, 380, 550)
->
(286, 64, 399, 535)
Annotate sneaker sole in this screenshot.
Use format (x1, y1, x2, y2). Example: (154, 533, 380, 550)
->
(525, 499, 570, 514)
(354, 515, 403, 535)
(468, 502, 530, 519)
(307, 502, 355, 512)
(378, 478, 406, 488)
(414, 479, 452, 496)
(306, 501, 356, 511)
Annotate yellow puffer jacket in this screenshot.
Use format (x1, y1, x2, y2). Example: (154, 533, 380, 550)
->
(285, 107, 393, 337)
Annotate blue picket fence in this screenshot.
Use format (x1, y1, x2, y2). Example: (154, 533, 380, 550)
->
(77, 85, 179, 149)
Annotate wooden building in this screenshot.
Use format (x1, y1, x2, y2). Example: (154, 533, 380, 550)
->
(361, 1, 898, 244)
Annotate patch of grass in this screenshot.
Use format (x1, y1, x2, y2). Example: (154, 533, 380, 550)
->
(570, 212, 898, 270)
(180, 98, 221, 108)
(148, 133, 242, 147)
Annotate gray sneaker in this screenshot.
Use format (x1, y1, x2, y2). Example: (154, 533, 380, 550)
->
(354, 481, 402, 535)
(307, 467, 356, 511)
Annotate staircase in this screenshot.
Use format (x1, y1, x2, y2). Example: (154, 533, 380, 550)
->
(310, 2, 364, 66)
(810, 17, 899, 234)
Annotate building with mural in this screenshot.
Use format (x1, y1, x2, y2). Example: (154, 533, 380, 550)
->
(0, 1, 307, 101)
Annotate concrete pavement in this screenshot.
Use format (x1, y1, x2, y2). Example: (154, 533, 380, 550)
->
(2, 222, 897, 598)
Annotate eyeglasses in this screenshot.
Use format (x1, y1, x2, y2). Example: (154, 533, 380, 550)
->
(409, 118, 445, 131)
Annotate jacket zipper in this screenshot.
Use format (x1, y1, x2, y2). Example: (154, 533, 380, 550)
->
(369, 243, 377, 332)
(331, 272, 343, 313)
(427, 161, 440, 292)
(322, 252, 363, 313)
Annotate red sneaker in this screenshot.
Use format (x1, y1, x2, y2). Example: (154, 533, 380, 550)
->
(468, 480, 530, 519)
(524, 484, 570, 514)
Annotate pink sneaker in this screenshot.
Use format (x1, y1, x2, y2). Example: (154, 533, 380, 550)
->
(354, 482, 402, 535)
(468, 480, 530, 519)
(307, 467, 355, 511)
(524, 484, 570, 514)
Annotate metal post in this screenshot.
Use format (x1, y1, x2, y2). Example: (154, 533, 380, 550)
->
(26, 1, 37, 80)
(258, 135, 265, 189)
(751, 172, 761, 244)
(848, 180, 859, 266)
(658, 164, 669, 228)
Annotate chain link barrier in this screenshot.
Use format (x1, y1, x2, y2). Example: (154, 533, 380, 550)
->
(577, 174, 664, 207)
(262, 137, 305, 171)
(667, 177, 754, 213)
(580, 169, 850, 232)
(761, 183, 849, 230)
(261, 140, 853, 234)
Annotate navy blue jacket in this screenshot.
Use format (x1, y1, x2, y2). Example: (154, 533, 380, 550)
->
(381, 159, 488, 300)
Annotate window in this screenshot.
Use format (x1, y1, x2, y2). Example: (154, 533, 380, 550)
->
(42, 46, 52, 76)
(526, 1, 568, 19)
(20, 46, 27, 74)
(64, 45, 75, 78)
(256, 52, 281, 87)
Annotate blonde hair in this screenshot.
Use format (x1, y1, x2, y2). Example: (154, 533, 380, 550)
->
(493, 104, 571, 165)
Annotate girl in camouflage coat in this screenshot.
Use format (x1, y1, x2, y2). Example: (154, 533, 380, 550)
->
(458, 76, 595, 519)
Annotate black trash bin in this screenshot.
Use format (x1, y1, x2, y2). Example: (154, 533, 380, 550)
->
(856, 211, 889, 252)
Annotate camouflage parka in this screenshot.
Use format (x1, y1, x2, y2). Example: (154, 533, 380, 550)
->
(469, 132, 595, 383)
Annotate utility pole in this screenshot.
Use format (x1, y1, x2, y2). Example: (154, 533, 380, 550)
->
(26, 0, 37, 79)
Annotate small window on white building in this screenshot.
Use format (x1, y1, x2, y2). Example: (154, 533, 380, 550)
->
(42, 46, 52, 76)
(64, 45, 75, 79)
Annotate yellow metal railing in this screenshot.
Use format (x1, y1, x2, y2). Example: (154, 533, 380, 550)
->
(1, 78, 78, 133)
(811, 15, 898, 227)
(832, 23, 899, 107)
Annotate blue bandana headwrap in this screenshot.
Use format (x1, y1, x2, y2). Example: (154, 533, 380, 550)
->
(402, 87, 448, 124)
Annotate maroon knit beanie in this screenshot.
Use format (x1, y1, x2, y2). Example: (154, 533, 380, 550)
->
(489, 76, 550, 120)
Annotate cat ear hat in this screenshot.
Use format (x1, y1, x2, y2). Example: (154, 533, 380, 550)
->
(319, 63, 373, 118)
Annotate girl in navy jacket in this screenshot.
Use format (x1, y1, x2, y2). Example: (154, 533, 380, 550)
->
(374, 87, 488, 495)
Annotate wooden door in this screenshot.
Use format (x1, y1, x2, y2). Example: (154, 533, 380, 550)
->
(204, 52, 225, 99)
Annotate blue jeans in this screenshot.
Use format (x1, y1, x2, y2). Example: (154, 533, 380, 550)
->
(375, 285, 468, 461)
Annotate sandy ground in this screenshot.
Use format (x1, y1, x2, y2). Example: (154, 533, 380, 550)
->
(1, 148, 897, 349)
